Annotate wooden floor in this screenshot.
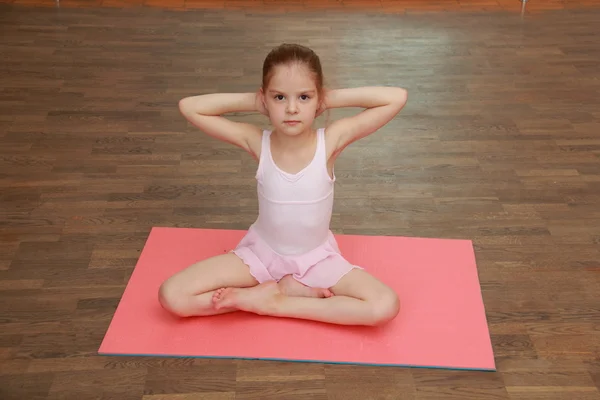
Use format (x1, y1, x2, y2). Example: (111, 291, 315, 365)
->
(1, 1, 600, 399)
(2, 0, 600, 13)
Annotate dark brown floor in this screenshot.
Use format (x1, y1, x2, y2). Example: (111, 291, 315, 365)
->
(1, 2, 600, 400)
(3, 0, 600, 14)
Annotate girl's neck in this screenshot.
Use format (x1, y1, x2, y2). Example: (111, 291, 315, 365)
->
(271, 127, 316, 152)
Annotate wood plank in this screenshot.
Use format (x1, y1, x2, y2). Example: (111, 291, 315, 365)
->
(0, 3, 599, 400)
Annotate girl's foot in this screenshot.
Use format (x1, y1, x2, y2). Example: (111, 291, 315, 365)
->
(277, 275, 333, 298)
(212, 281, 282, 315)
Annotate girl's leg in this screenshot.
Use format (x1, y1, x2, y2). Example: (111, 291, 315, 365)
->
(158, 253, 259, 317)
(213, 269, 400, 326)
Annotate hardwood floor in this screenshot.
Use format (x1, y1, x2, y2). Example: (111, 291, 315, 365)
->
(2, 0, 600, 13)
(1, 1, 599, 399)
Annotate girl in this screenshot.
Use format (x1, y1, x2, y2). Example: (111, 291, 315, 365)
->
(159, 43, 408, 326)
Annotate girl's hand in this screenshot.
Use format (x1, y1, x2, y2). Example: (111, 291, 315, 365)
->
(255, 90, 269, 116)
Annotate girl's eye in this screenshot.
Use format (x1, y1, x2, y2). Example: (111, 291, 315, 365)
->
(274, 95, 310, 100)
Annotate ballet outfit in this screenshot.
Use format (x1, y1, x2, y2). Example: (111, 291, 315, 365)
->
(232, 128, 361, 289)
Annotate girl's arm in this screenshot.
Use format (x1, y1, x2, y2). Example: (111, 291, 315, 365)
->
(323, 86, 408, 155)
(178, 92, 264, 156)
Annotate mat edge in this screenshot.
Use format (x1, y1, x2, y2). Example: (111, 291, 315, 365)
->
(96, 351, 496, 372)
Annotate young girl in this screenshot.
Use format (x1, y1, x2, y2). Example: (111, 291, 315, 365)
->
(159, 43, 408, 326)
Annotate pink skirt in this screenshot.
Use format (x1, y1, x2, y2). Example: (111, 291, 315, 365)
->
(232, 226, 361, 289)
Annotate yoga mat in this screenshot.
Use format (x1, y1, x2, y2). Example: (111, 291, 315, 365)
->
(99, 227, 495, 371)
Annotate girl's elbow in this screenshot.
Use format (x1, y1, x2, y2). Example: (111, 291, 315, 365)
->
(179, 97, 203, 119)
(385, 87, 407, 108)
(394, 88, 408, 110)
(179, 97, 193, 113)
(397, 88, 408, 103)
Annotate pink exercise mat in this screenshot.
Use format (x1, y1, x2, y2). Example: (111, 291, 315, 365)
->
(98, 227, 495, 371)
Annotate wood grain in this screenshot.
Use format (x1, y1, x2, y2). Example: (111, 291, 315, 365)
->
(2, 0, 600, 13)
(0, 2, 599, 400)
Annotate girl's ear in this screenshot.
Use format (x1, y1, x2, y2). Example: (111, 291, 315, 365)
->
(259, 87, 267, 106)
(256, 87, 269, 117)
(316, 88, 328, 117)
(320, 87, 329, 105)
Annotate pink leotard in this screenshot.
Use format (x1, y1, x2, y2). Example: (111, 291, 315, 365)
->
(232, 128, 361, 288)
(252, 128, 334, 255)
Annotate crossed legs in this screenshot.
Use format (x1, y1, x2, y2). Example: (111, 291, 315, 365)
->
(159, 253, 400, 326)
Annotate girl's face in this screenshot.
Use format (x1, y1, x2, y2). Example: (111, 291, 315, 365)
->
(262, 63, 320, 136)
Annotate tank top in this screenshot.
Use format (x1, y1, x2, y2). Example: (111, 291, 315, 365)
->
(251, 128, 335, 256)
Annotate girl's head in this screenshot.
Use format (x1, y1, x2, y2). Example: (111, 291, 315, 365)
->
(260, 43, 325, 136)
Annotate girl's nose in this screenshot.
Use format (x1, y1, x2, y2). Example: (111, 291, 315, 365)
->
(287, 101, 298, 113)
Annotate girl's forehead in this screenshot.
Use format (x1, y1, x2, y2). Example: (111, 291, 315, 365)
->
(271, 64, 315, 82)
(268, 66, 317, 92)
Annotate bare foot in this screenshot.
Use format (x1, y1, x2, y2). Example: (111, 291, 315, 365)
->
(278, 275, 333, 298)
(212, 281, 282, 315)
(212, 288, 235, 311)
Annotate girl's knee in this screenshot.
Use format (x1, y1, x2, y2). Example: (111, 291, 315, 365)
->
(370, 289, 400, 326)
(158, 279, 187, 317)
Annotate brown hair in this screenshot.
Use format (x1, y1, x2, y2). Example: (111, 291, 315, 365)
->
(262, 43, 325, 100)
